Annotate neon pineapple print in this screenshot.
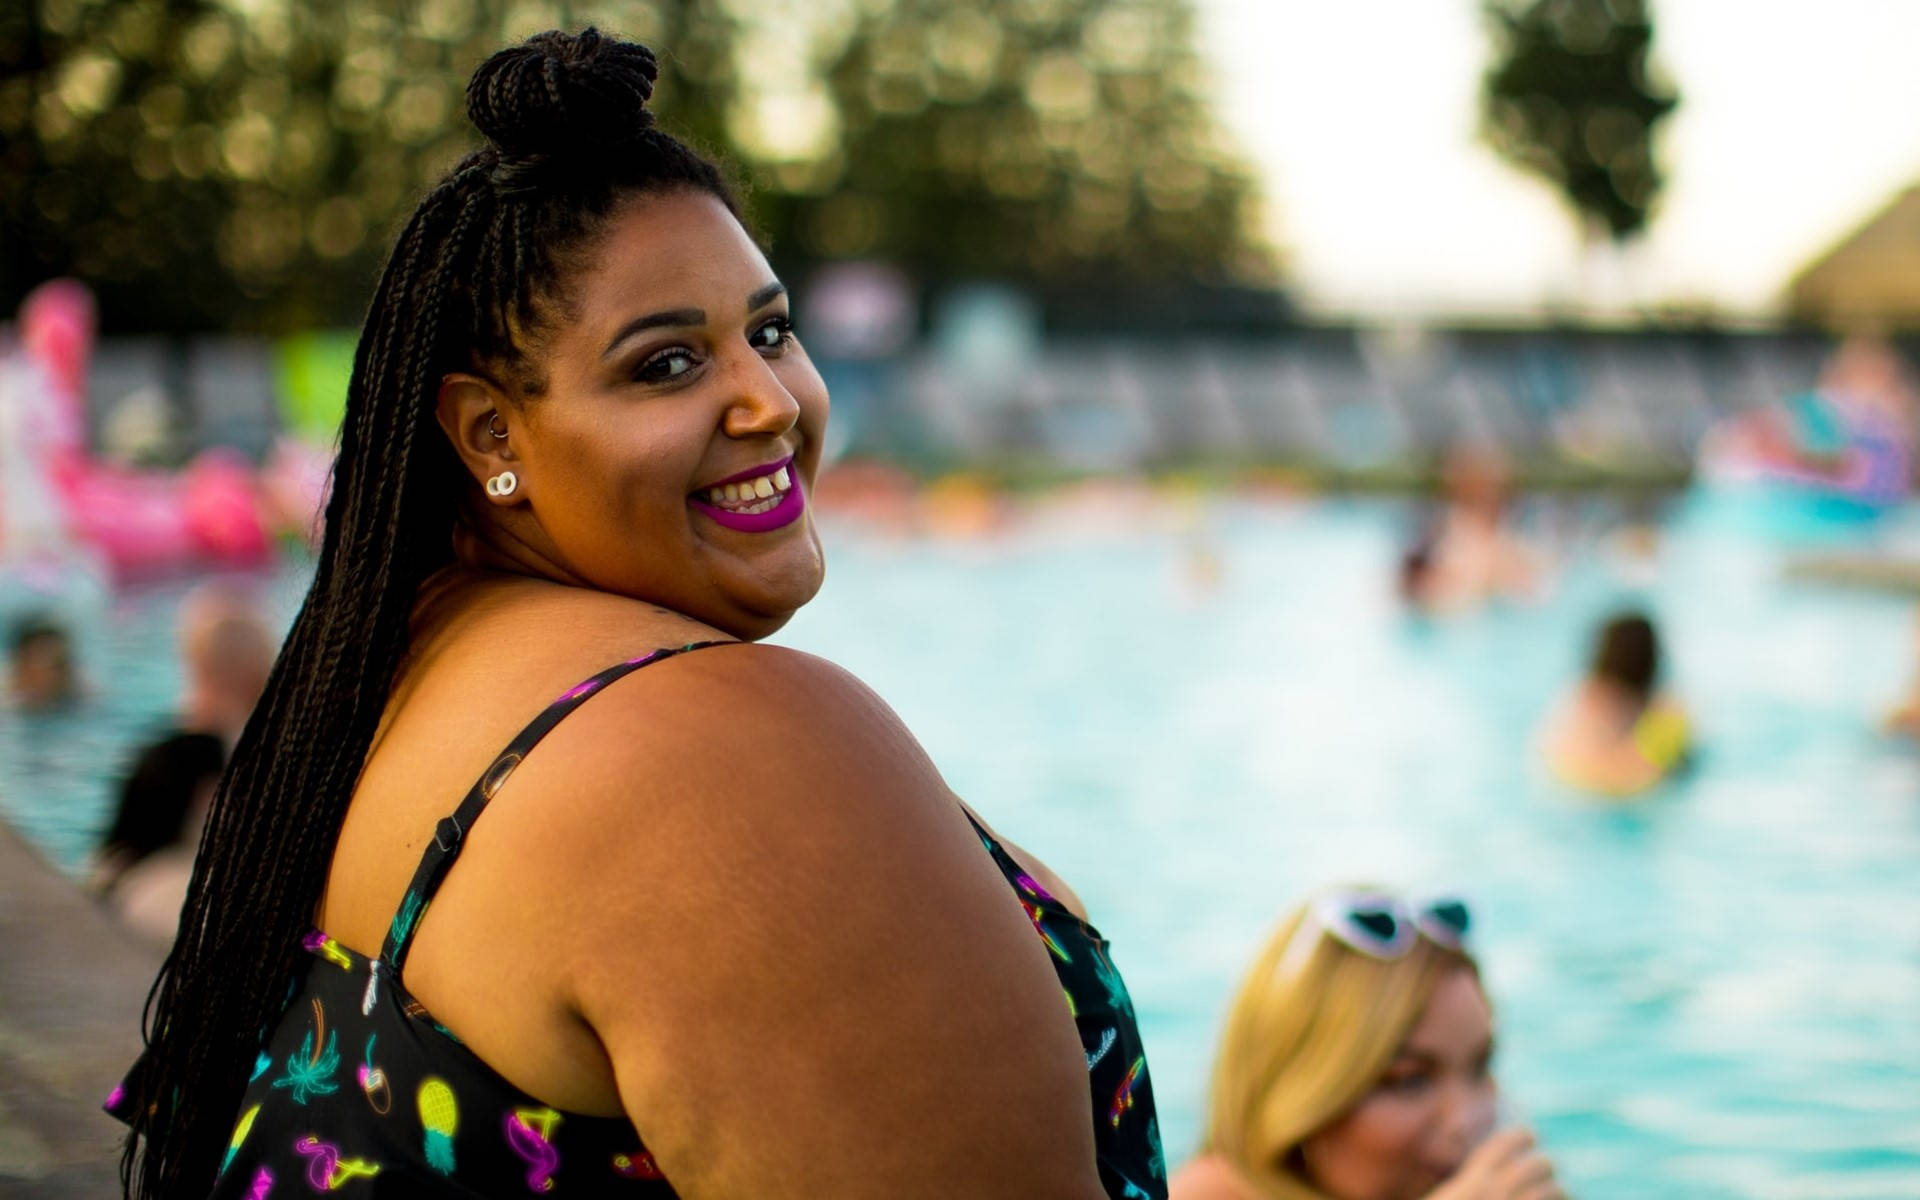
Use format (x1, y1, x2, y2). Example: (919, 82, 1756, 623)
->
(417, 1077, 459, 1173)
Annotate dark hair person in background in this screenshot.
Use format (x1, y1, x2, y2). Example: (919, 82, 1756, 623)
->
(1540, 610, 1691, 796)
(5, 613, 78, 711)
(89, 585, 275, 942)
(110, 30, 1162, 1200)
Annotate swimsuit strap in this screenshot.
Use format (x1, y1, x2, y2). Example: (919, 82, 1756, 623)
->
(960, 808, 999, 853)
(960, 809, 1024, 879)
(378, 641, 730, 973)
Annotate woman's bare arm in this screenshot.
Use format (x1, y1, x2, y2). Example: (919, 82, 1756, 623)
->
(537, 644, 1109, 1199)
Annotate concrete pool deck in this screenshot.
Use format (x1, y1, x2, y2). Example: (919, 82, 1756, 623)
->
(0, 821, 162, 1198)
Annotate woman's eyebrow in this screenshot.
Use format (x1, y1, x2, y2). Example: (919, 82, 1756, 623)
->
(602, 307, 705, 358)
(746, 281, 787, 312)
(600, 283, 787, 359)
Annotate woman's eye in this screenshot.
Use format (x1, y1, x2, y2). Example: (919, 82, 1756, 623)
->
(1381, 1071, 1431, 1093)
(751, 318, 793, 351)
(636, 350, 696, 382)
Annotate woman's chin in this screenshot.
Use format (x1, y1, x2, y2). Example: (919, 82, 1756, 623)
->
(707, 568, 825, 640)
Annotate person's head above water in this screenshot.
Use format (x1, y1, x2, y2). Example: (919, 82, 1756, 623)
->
(1588, 611, 1660, 706)
(1202, 890, 1495, 1200)
(175, 584, 276, 741)
(7, 613, 77, 711)
(124, 30, 827, 1194)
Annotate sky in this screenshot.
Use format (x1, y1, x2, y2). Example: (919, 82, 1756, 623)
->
(1193, 0, 1920, 322)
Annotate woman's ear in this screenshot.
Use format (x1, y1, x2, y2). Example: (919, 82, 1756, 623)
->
(435, 373, 520, 497)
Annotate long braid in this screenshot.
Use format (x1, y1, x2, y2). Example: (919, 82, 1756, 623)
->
(120, 29, 739, 1197)
(122, 180, 492, 1194)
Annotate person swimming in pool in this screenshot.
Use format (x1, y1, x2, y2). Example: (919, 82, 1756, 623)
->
(1398, 446, 1542, 617)
(89, 584, 276, 943)
(110, 29, 1162, 1200)
(1540, 609, 1691, 797)
(5, 612, 78, 711)
(1170, 890, 1562, 1200)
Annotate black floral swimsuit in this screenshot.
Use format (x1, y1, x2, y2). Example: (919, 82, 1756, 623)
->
(111, 643, 1166, 1198)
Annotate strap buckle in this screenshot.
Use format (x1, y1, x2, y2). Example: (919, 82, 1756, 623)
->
(433, 816, 464, 853)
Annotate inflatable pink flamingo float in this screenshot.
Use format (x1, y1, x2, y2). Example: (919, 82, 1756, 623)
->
(1, 279, 280, 581)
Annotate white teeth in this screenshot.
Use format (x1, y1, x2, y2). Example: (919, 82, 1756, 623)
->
(698, 465, 796, 514)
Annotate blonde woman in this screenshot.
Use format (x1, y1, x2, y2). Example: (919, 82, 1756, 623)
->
(1171, 892, 1562, 1200)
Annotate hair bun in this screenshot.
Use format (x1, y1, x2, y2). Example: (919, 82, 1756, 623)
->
(466, 28, 658, 159)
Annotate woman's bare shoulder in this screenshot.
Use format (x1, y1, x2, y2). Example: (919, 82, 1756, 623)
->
(532, 639, 940, 819)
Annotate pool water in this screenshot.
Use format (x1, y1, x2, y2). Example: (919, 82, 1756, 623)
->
(4, 495, 1917, 1198)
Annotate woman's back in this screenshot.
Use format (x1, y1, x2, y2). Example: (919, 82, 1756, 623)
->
(185, 573, 1165, 1196)
(317, 572, 721, 1117)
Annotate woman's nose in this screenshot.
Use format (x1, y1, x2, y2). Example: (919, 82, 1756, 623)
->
(722, 353, 800, 439)
(1437, 1078, 1498, 1153)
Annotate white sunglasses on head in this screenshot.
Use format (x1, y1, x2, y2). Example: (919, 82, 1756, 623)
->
(1279, 891, 1474, 974)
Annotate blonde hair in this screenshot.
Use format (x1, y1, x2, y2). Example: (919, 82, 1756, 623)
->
(1201, 895, 1480, 1200)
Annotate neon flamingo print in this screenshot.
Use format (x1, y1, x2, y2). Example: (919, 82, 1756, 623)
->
(245, 1166, 273, 1199)
(505, 1107, 563, 1192)
(1109, 1056, 1146, 1129)
(293, 1136, 380, 1189)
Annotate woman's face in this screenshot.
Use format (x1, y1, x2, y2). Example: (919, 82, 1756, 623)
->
(1298, 968, 1498, 1200)
(477, 188, 829, 639)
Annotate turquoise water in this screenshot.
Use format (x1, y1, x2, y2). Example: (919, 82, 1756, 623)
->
(4, 496, 1918, 1197)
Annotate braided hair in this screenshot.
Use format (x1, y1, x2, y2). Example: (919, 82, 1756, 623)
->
(120, 30, 736, 1197)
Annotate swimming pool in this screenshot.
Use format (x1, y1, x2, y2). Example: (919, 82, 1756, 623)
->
(4, 495, 1917, 1198)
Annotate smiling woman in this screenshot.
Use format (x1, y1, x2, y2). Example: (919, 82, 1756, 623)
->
(433, 188, 828, 638)
(1170, 892, 1561, 1200)
(109, 28, 1164, 1200)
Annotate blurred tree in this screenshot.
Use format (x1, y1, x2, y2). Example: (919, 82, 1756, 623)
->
(737, 0, 1274, 290)
(0, 0, 735, 333)
(1, 0, 1274, 334)
(1479, 0, 1679, 243)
